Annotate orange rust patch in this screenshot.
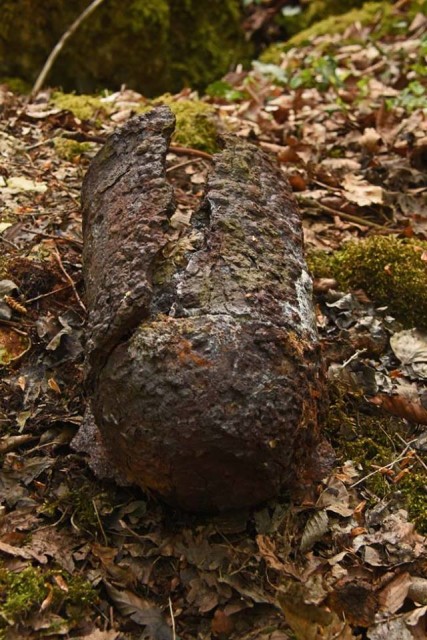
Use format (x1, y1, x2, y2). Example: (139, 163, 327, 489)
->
(176, 338, 211, 367)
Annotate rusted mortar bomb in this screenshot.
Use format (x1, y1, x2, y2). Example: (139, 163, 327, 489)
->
(75, 106, 333, 512)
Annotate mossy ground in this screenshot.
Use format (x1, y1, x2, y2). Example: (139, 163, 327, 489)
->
(278, 0, 365, 40)
(146, 96, 220, 153)
(327, 385, 427, 533)
(307, 236, 427, 329)
(42, 477, 115, 537)
(52, 137, 94, 161)
(0, 566, 96, 630)
(50, 92, 220, 154)
(50, 92, 108, 122)
(261, 1, 420, 64)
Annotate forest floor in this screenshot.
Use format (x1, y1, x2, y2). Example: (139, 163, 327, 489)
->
(0, 5, 426, 640)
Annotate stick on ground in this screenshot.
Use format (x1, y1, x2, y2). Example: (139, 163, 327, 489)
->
(31, 0, 107, 98)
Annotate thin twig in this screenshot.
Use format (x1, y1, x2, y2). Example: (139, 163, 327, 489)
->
(396, 433, 427, 473)
(31, 0, 107, 97)
(297, 195, 390, 230)
(168, 597, 176, 640)
(0, 236, 19, 250)
(53, 247, 86, 313)
(34, 510, 68, 532)
(23, 229, 83, 246)
(0, 435, 36, 454)
(92, 498, 108, 546)
(166, 157, 204, 173)
(26, 133, 105, 151)
(341, 349, 367, 368)
(0, 318, 33, 329)
(169, 145, 213, 161)
(312, 179, 341, 192)
(25, 283, 73, 304)
(25, 139, 53, 152)
(351, 440, 417, 488)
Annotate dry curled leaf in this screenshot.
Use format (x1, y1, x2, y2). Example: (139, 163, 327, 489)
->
(300, 510, 329, 553)
(278, 586, 353, 640)
(390, 329, 427, 380)
(370, 393, 427, 424)
(105, 583, 172, 640)
(378, 572, 412, 614)
(342, 174, 383, 206)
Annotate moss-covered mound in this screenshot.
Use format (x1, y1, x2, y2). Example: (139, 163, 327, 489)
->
(50, 92, 108, 122)
(277, 0, 365, 41)
(261, 0, 422, 64)
(308, 236, 427, 329)
(0, 0, 252, 96)
(150, 97, 219, 153)
(0, 566, 95, 629)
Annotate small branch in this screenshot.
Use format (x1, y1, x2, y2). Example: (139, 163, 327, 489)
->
(0, 318, 33, 330)
(0, 435, 36, 454)
(169, 145, 213, 161)
(296, 195, 390, 230)
(25, 283, 73, 304)
(23, 229, 83, 247)
(396, 433, 427, 473)
(341, 349, 367, 368)
(166, 157, 204, 173)
(350, 440, 418, 488)
(92, 498, 108, 546)
(168, 597, 176, 640)
(53, 247, 86, 314)
(0, 236, 19, 250)
(31, 0, 107, 98)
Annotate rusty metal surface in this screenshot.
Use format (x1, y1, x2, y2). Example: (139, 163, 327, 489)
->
(82, 106, 176, 380)
(81, 106, 331, 512)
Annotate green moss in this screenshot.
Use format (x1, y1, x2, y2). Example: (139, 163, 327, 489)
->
(0, 329, 31, 366)
(43, 480, 114, 536)
(307, 236, 427, 329)
(326, 385, 427, 532)
(149, 97, 219, 153)
(0, 566, 96, 628)
(261, 2, 394, 63)
(0, 77, 30, 94)
(50, 92, 108, 122)
(279, 0, 365, 39)
(63, 574, 97, 617)
(265, 0, 426, 63)
(400, 473, 427, 533)
(0, 566, 46, 624)
(52, 137, 94, 161)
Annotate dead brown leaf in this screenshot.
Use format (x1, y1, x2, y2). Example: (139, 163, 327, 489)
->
(342, 174, 383, 206)
(278, 586, 353, 640)
(378, 572, 412, 614)
(211, 608, 235, 637)
(105, 582, 172, 639)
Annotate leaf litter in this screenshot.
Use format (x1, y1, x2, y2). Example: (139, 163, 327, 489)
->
(0, 4, 426, 638)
